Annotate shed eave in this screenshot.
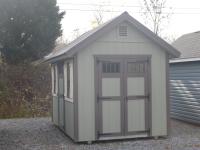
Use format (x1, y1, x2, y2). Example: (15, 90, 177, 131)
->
(43, 52, 74, 64)
(170, 57, 200, 64)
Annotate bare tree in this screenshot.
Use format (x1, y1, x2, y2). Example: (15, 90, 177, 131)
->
(91, 2, 107, 28)
(140, 0, 172, 36)
(93, 5, 104, 25)
(163, 34, 177, 43)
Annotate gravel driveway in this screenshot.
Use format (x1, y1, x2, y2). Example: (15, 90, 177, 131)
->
(0, 118, 200, 150)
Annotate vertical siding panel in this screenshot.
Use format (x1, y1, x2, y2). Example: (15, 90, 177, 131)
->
(52, 96, 59, 125)
(170, 62, 200, 124)
(151, 51, 167, 136)
(64, 101, 74, 138)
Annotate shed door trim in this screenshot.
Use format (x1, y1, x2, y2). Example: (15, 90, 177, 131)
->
(97, 58, 124, 137)
(124, 58, 150, 135)
(95, 55, 151, 139)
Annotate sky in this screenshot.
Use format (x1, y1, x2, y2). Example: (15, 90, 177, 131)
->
(57, 0, 200, 43)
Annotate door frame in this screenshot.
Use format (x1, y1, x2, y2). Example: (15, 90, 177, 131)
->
(94, 55, 152, 140)
(96, 57, 124, 137)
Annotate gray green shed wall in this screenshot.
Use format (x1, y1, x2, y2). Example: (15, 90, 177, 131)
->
(77, 21, 168, 141)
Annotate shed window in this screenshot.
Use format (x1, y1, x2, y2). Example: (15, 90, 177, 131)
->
(128, 62, 145, 73)
(67, 63, 70, 98)
(51, 64, 58, 95)
(64, 60, 73, 102)
(102, 62, 120, 73)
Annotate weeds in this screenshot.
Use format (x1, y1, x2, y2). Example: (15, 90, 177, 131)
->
(0, 64, 51, 118)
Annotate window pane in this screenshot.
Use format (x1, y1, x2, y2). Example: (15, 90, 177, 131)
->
(103, 63, 106, 72)
(53, 66, 56, 94)
(128, 62, 145, 73)
(69, 63, 73, 99)
(64, 63, 67, 96)
(102, 62, 120, 73)
(67, 63, 70, 98)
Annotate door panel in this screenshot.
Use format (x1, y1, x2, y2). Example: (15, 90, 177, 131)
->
(127, 77, 145, 95)
(127, 100, 145, 132)
(98, 59, 123, 136)
(52, 97, 59, 125)
(102, 101, 121, 133)
(125, 59, 149, 134)
(102, 78, 120, 96)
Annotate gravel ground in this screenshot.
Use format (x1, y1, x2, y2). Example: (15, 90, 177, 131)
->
(0, 118, 200, 150)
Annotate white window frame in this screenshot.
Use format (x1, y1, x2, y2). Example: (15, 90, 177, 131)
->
(64, 60, 73, 103)
(51, 64, 58, 96)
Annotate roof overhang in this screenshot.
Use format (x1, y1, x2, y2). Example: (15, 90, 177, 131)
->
(170, 57, 200, 64)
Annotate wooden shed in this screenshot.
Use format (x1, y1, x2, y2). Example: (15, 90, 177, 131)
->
(44, 12, 180, 142)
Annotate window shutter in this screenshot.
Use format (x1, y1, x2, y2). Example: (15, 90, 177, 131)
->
(51, 65, 54, 94)
(55, 65, 58, 95)
(70, 62, 73, 98)
(64, 62, 68, 97)
(51, 64, 58, 95)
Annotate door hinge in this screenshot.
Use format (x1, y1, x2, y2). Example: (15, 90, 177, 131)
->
(124, 96, 127, 101)
(97, 95, 100, 102)
(97, 130, 101, 139)
(147, 128, 151, 132)
(146, 94, 151, 100)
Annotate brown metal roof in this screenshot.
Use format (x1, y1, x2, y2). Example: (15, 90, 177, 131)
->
(172, 31, 200, 59)
(45, 11, 180, 62)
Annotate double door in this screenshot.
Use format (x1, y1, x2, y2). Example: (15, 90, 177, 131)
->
(96, 56, 151, 138)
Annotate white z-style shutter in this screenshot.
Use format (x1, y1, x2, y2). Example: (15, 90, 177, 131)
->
(70, 62, 73, 98)
(55, 65, 58, 95)
(51, 64, 58, 95)
(51, 65, 54, 94)
(64, 61, 68, 97)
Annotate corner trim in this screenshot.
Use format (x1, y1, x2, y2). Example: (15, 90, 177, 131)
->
(148, 57, 152, 136)
(94, 56, 99, 140)
(166, 53, 170, 136)
(73, 54, 79, 141)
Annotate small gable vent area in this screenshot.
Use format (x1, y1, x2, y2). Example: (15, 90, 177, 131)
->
(119, 25, 128, 36)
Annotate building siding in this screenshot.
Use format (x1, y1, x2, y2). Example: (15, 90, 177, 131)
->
(52, 96, 59, 125)
(170, 61, 200, 124)
(77, 21, 167, 141)
(64, 101, 74, 138)
(52, 61, 75, 139)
